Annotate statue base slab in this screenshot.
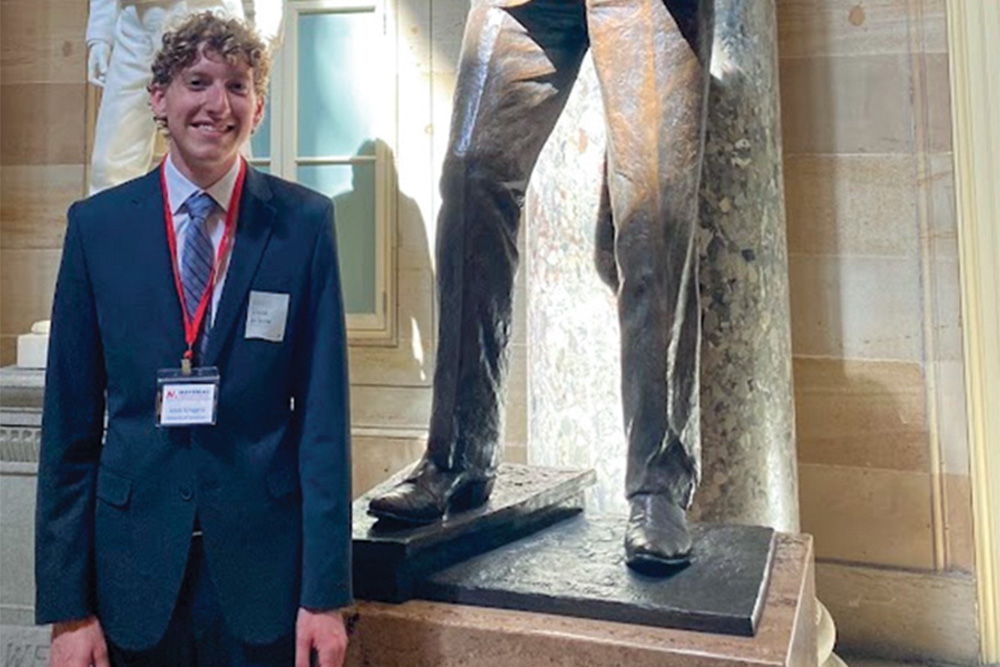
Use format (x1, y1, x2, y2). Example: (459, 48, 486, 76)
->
(351, 463, 596, 602)
(346, 533, 816, 667)
(420, 514, 774, 636)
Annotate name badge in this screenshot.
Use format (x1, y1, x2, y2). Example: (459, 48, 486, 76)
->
(246, 290, 290, 342)
(156, 367, 220, 427)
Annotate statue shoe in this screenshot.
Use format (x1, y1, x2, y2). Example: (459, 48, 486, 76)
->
(624, 493, 693, 571)
(367, 458, 494, 524)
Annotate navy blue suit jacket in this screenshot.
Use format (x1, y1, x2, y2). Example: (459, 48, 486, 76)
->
(34, 165, 353, 650)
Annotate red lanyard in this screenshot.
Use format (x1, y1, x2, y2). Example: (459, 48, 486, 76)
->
(161, 158, 246, 363)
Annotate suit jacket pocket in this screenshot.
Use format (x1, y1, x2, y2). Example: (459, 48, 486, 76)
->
(96, 466, 133, 508)
(267, 464, 299, 501)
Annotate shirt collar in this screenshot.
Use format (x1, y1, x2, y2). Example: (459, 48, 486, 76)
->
(164, 154, 242, 216)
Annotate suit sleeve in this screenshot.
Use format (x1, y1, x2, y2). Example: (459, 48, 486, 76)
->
(34, 204, 107, 624)
(295, 200, 353, 609)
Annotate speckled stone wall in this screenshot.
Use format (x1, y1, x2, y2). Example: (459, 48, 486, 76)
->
(527, 0, 797, 531)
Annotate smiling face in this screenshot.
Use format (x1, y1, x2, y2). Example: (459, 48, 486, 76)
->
(150, 45, 264, 188)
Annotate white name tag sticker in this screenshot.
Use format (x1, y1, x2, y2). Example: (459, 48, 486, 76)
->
(246, 290, 290, 342)
(159, 382, 217, 426)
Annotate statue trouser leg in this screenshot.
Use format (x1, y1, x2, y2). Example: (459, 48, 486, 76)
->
(369, 0, 589, 523)
(588, 0, 712, 566)
(89, 6, 161, 194)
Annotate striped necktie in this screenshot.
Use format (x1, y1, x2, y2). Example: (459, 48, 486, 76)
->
(181, 192, 216, 359)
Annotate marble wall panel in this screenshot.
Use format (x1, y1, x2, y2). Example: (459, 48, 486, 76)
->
(396, 196, 434, 272)
(943, 473, 974, 573)
(793, 358, 930, 472)
(926, 255, 963, 362)
(926, 153, 958, 259)
(429, 69, 457, 216)
(788, 254, 924, 360)
(397, 0, 432, 75)
(0, 84, 88, 165)
(779, 55, 914, 155)
(351, 433, 427, 498)
(350, 385, 431, 431)
(776, 0, 947, 58)
(427, 0, 467, 75)
(0, 250, 60, 341)
(799, 463, 934, 569)
(503, 444, 527, 465)
(814, 561, 978, 664)
(0, 165, 82, 250)
(0, 338, 16, 367)
(934, 358, 970, 477)
(352, 433, 527, 500)
(505, 342, 527, 447)
(348, 266, 435, 385)
(0, 0, 87, 84)
(395, 2, 435, 245)
(921, 53, 953, 154)
(347, 345, 431, 388)
(783, 154, 918, 257)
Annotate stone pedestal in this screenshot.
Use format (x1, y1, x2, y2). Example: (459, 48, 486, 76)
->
(346, 534, 817, 667)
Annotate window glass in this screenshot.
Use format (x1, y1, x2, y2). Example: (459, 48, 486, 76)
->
(298, 163, 377, 314)
(297, 11, 377, 157)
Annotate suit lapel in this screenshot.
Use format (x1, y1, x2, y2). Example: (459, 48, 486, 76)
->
(129, 170, 188, 358)
(203, 166, 275, 366)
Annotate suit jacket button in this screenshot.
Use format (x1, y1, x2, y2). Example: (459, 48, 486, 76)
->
(180, 485, 193, 501)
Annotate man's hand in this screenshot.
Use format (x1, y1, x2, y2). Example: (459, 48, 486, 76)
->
(87, 42, 111, 87)
(50, 616, 109, 667)
(295, 607, 348, 667)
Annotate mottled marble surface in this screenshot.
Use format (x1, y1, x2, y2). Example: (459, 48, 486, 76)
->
(525, 54, 627, 516)
(526, 1, 797, 531)
(692, 0, 798, 532)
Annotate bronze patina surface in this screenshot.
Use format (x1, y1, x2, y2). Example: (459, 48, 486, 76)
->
(370, 0, 714, 568)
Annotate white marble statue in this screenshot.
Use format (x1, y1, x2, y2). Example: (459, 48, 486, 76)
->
(86, 0, 282, 194)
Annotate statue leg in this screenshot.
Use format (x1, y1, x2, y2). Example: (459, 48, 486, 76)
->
(369, 0, 589, 523)
(587, 0, 712, 567)
(89, 6, 162, 194)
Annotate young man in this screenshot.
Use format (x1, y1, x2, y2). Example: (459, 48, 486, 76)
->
(35, 13, 352, 666)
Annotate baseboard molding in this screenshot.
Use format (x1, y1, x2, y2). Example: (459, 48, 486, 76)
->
(815, 561, 978, 665)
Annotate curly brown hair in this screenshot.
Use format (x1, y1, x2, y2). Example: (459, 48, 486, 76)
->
(150, 11, 271, 98)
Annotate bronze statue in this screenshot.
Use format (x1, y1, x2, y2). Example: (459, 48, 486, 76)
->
(370, 0, 713, 569)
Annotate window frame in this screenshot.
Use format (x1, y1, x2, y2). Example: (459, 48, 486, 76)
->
(255, 0, 397, 344)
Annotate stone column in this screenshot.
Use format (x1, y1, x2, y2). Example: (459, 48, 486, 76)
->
(688, 4, 846, 663)
(689, 0, 798, 534)
(526, 0, 801, 530)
